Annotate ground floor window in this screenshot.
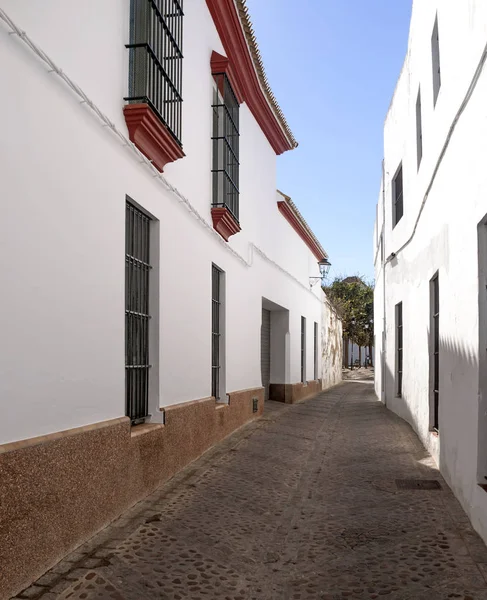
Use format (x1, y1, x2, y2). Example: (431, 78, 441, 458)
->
(395, 302, 403, 397)
(261, 308, 271, 402)
(301, 317, 306, 383)
(431, 273, 440, 430)
(125, 201, 151, 424)
(314, 322, 318, 380)
(212, 265, 224, 400)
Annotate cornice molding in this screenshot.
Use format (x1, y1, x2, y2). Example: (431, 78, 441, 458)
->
(206, 0, 295, 155)
(210, 51, 244, 104)
(277, 200, 326, 261)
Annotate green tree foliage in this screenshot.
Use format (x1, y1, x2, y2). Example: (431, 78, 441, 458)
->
(324, 276, 374, 350)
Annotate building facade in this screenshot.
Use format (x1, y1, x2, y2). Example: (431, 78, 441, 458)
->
(0, 0, 341, 596)
(374, 0, 487, 546)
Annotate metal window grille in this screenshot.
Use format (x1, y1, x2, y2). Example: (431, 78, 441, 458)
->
(432, 274, 440, 430)
(432, 16, 441, 106)
(314, 322, 318, 380)
(125, 0, 184, 145)
(416, 89, 423, 169)
(212, 73, 240, 222)
(393, 164, 403, 227)
(126, 201, 151, 424)
(301, 317, 306, 383)
(396, 302, 403, 397)
(211, 265, 222, 400)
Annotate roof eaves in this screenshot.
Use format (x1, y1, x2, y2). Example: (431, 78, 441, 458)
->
(277, 190, 328, 260)
(236, 0, 298, 150)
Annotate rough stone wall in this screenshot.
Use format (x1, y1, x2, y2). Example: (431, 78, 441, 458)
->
(321, 295, 343, 390)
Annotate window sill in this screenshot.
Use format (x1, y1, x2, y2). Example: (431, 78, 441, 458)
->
(130, 422, 164, 439)
(211, 206, 241, 241)
(123, 103, 185, 172)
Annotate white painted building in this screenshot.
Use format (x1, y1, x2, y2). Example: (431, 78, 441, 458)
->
(346, 341, 374, 368)
(374, 0, 487, 546)
(0, 1, 341, 595)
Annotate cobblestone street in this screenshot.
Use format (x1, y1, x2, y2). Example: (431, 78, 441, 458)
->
(15, 382, 487, 600)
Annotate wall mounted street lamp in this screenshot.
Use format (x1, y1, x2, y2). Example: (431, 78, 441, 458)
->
(309, 258, 332, 288)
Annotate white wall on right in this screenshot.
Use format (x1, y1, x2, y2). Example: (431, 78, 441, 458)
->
(374, 0, 487, 546)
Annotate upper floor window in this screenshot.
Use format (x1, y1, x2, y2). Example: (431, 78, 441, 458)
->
(212, 73, 240, 224)
(431, 16, 441, 106)
(392, 163, 404, 228)
(126, 0, 184, 145)
(416, 89, 423, 169)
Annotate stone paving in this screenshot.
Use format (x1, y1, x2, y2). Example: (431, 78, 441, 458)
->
(342, 368, 374, 381)
(13, 382, 487, 600)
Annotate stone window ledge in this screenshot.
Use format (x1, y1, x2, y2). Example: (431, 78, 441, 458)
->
(130, 422, 164, 439)
(211, 206, 241, 241)
(123, 103, 185, 172)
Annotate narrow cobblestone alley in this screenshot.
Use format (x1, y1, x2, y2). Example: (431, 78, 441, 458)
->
(15, 383, 487, 600)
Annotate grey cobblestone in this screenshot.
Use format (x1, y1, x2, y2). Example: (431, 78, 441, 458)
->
(16, 382, 487, 599)
(16, 586, 45, 599)
(30, 573, 60, 588)
(47, 563, 73, 577)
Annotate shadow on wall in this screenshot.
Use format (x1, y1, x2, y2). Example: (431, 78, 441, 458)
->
(380, 333, 480, 504)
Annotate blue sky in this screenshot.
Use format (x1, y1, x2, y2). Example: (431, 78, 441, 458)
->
(245, 0, 412, 282)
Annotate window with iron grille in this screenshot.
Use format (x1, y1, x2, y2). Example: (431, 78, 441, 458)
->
(212, 73, 240, 223)
(416, 89, 423, 169)
(126, 201, 151, 424)
(431, 274, 439, 430)
(396, 302, 403, 397)
(212, 265, 223, 400)
(432, 16, 441, 107)
(126, 0, 184, 145)
(393, 164, 403, 228)
(314, 322, 318, 380)
(301, 317, 306, 383)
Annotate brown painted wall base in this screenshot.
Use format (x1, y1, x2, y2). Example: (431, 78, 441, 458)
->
(269, 380, 322, 404)
(0, 387, 264, 599)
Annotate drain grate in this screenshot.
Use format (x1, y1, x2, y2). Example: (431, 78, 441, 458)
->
(396, 479, 442, 490)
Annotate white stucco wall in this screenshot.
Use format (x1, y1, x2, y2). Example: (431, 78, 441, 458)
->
(374, 0, 487, 545)
(0, 1, 329, 444)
